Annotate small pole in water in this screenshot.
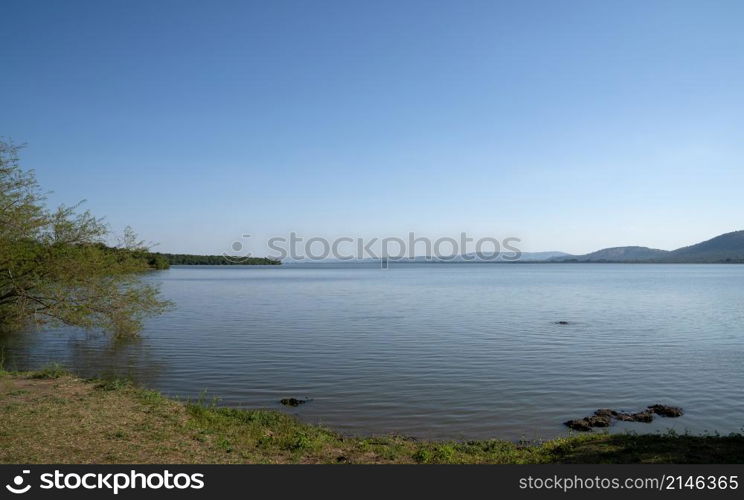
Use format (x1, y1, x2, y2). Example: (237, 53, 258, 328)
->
(381, 256, 388, 270)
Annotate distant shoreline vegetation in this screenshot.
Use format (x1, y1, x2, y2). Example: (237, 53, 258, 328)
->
(147, 252, 281, 268)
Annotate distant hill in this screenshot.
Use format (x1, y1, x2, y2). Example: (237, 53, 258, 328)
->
(664, 231, 744, 263)
(552, 231, 744, 263)
(554, 246, 670, 262)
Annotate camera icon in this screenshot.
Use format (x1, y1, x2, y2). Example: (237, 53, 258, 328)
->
(6, 470, 31, 494)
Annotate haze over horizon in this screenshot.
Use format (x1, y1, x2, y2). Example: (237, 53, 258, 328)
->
(2, 0, 743, 255)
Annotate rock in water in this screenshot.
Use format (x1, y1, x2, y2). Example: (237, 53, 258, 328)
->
(564, 419, 593, 432)
(594, 409, 618, 418)
(630, 411, 654, 423)
(587, 415, 612, 427)
(565, 404, 684, 431)
(280, 397, 307, 407)
(613, 410, 652, 422)
(564, 414, 611, 431)
(648, 404, 684, 417)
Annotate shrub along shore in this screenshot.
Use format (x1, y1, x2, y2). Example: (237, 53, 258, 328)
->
(0, 369, 741, 464)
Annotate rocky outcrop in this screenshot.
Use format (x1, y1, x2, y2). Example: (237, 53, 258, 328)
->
(648, 404, 684, 417)
(564, 404, 683, 431)
(280, 397, 309, 407)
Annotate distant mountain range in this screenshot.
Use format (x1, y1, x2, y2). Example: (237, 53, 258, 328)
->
(550, 230, 744, 263)
(281, 231, 744, 264)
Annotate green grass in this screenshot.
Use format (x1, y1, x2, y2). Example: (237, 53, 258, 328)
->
(0, 372, 742, 464)
(27, 363, 68, 379)
(0, 356, 71, 379)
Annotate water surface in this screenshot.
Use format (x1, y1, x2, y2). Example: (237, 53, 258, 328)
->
(2, 263, 743, 440)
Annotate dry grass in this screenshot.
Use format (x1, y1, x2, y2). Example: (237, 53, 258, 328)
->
(1, 372, 742, 464)
(0, 374, 212, 463)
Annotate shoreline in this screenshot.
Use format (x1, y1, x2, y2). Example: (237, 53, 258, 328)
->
(1, 370, 742, 464)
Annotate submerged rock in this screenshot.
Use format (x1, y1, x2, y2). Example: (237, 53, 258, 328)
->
(564, 418, 593, 432)
(611, 409, 654, 423)
(587, 414, 612, 427)
(634, 411, 655, 422)
(280, 397, 308, 407)
(565, 404, 683, 430)
(594, 409, 618, 418)
(564, 414, 612, 431)
(648, 404, 684, 417)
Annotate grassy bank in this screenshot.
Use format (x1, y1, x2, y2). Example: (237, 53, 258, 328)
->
(0, 369, 741, 464)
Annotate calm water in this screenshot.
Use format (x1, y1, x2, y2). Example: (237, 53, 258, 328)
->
(2, 263, 743, 440)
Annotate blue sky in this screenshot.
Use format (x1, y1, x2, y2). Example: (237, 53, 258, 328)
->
(2, 0, 743, 255)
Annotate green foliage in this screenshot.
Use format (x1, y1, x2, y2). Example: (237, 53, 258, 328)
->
(28, 363, 68, 379)
(152, 253, 280, 266)
(94, 377, 134, 391)
(147, 254, 171, 270)
(0, 139, 171, 337)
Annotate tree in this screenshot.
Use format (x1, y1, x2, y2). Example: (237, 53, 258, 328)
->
(0, 139, 170, 337)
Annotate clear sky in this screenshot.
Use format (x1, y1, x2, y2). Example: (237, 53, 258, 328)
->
(2, 0, 743, 255)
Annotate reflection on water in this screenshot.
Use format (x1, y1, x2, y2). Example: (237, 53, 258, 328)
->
(2, 263, 743, 440)
(0, 328, 165, 385)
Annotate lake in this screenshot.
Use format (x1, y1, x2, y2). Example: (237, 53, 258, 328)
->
(2, 263, 743, 440)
